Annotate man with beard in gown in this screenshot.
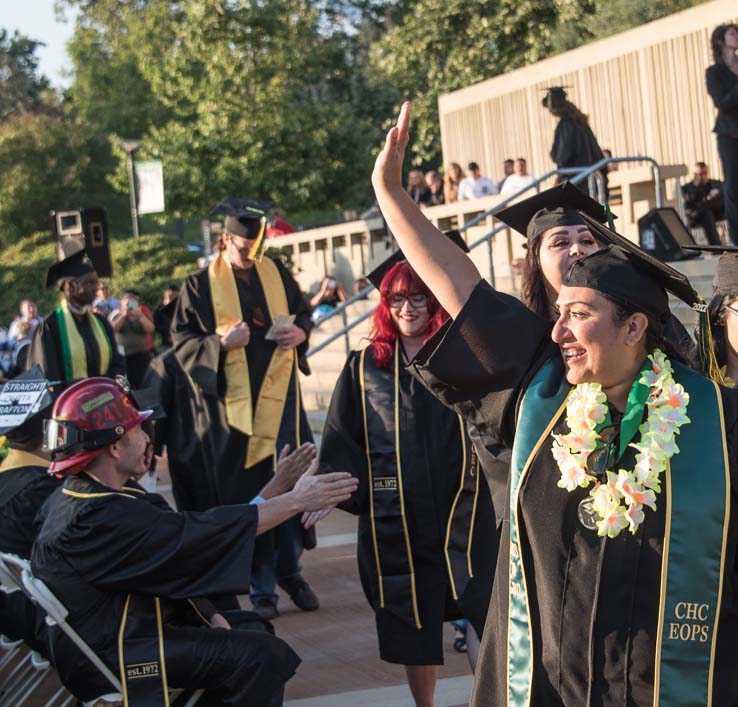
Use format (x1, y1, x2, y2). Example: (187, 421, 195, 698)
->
(32, 376, 357, 706)
(171, 198, 318, 618)
(27, 249, 125, 385)
(370, 102, 738, 706)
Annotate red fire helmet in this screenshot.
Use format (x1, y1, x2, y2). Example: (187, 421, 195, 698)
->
(44, 377, 153, 477)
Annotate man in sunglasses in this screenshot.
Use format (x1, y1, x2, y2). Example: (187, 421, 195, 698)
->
(32, 376, 357, 706)
(171, 198, 319, 620)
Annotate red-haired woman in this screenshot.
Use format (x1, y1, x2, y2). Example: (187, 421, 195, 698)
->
(316, 259, 494, 707)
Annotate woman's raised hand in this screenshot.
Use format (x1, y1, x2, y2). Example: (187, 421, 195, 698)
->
(371, 101, 411, 192)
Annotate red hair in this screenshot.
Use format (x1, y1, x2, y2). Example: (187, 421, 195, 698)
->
(369, 261, 448, 368)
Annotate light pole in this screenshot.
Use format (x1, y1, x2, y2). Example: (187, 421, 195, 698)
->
(120, 138, 142, 239)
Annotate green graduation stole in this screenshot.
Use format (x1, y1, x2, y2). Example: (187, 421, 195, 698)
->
(56, 301, 113, 380)
(359, 342, 480, 627)
(507, 358, 730, 706)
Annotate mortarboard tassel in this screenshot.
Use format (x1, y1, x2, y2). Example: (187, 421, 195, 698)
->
(247, 216, 268, 262)
(695, 297, 727, 386)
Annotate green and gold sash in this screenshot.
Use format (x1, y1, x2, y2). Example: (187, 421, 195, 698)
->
(507, 358, 730, 706)
(56, 300, 113, 380)
(359, 342, 480, 627)
(208, 253, 296, 468)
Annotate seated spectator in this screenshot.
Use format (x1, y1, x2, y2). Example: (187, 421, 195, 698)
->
(33, 376, 357, 705)
(424, 170, 445, 205)
(458, 161, 498, 200)
(92, 280, 119, 318)
(310, 275, 347, 311)
(496, 158, 515, 192)
(267, 208, 297, 238)
(353, 276, 371, 298)
(500, 158, 537, 195)
(407, 169, 432, 206)
(8, 319, 33, 376)
(683, 162, 725, 246)
(444, 162, 465, 203)
(8, 299, 43, 343)
(110, 289, 155, 388)
(153, 283, 179, 349)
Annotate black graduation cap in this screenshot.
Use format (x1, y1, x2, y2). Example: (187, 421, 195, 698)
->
(367, 229, 470, 290)
(45, 249, 96, 289)
(0, 366, 55, 439)
(681, 244, 738, 297)
(496, 182, 611, 244)
(542, 86, 570, 108)
(211, 198, 274, 239)
(130, 385, 167, 422)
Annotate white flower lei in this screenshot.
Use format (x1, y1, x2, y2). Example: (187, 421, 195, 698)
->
(550, 349, 690, 538)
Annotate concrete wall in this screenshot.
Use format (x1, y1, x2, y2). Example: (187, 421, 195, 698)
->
(438, 0, 737, 186)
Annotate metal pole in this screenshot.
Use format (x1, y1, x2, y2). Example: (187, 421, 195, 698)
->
(125, 150, 140, 239)
(341, 308, 349, 357)
(652, 163, 664, 208)
(487, 238, 495, 289)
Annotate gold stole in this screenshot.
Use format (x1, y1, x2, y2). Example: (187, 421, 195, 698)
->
(208, 253, 296, 468)
(0, 449, 50, 472)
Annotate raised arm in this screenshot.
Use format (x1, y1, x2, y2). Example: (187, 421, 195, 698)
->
(371, 102, 481, 318)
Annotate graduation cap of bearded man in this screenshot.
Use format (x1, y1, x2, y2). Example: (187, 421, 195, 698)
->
(212, 198, 274, 263)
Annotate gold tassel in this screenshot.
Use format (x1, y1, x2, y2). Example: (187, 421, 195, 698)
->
(247, 216, 267, 262)
(695, 296, 727, 386)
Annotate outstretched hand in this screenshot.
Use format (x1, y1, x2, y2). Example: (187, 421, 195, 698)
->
(292, 459, 358, 512)
(371, 101, 411, 193)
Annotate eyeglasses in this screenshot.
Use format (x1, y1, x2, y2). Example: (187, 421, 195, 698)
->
(726, 304, 738, 318)
(387, 293, 428, 310)
(586, 424, 619, 480)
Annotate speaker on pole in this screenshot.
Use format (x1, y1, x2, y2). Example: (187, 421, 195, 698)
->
(637, 207, 699, 263)
(51, 208, 113, 277)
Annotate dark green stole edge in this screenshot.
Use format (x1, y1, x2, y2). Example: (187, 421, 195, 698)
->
(506, 358, 729, 707)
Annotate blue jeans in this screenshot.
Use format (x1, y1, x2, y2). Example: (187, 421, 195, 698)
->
(250, 514, 303, 604)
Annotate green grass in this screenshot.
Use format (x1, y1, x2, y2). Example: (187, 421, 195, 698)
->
(0, 231, 201, 325)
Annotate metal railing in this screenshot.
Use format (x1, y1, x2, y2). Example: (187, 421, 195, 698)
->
(305, 155, 665, 359)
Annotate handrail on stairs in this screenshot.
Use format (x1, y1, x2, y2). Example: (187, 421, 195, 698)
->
(305, 155, 665, 359)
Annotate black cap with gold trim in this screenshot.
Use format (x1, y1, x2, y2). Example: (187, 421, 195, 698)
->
(367, 229, 470, 290)
(211, 198, 273, 239)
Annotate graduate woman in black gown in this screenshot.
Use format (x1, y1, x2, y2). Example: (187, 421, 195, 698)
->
(317, 256, 495, 707)
(370, 102, 738, 707)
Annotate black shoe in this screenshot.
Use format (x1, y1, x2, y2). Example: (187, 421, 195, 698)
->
(252, 597, 279, 620)
(278, 575, 320, 611)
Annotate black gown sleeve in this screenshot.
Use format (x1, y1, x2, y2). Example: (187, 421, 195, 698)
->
(318, 351, 369, 515)
(707, 64, 738, 113)
(274, 259, 313, 373)
(551, 120, 577, 168)
(62, 498, 259, 599)
(141, 354, 173, 457)
(409, 280, 555, 449)
(26, 318, 63, 381)
(100, 315, 126, 378)
(171, 271, 222, 397)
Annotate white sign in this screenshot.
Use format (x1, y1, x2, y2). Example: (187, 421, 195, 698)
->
(0, 380, 47, 429)
(135, 160, 166, 215)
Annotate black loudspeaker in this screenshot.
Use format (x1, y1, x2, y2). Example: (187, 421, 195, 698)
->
(637, 207, 698, 263)
(50, 208, 113, 277)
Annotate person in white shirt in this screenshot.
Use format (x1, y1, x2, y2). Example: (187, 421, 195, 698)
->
(458, 161, 498, 200)
(500, 158, 537, 196)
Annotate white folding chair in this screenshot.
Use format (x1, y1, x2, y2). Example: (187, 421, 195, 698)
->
(2, 554, 202, 707)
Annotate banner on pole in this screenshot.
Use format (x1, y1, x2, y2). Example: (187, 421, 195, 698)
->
(134, 160, 165, 215)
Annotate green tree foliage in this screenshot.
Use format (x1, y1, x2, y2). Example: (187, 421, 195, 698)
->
(0, 29, 51, 119)
(0, 107, 121, 241)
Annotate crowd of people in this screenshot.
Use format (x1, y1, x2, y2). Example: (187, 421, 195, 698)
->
(0, 20, 737, 707)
